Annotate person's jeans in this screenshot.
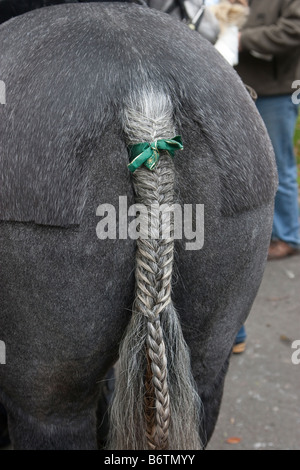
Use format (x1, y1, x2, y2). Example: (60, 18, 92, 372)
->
(235, 325, 247, 345)
(256, 95, 300, 249)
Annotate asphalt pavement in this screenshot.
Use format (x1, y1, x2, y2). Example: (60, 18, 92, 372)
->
(207, 253, 300, 450)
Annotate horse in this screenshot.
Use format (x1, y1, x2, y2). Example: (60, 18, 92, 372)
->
(0, 2, 277, 449)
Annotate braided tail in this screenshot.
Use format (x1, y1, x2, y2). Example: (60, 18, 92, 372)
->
(106, 90, 203, 450)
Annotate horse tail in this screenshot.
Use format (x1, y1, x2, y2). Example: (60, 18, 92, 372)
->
(107, 88, 203, 450)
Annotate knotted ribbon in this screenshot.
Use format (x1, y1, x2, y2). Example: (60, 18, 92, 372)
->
(127, 135, 183, 173)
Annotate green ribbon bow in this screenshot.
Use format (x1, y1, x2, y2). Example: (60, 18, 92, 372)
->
(127, 135, 183, 173)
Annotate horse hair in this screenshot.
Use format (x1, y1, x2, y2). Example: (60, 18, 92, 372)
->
(106, 89, 204, 450)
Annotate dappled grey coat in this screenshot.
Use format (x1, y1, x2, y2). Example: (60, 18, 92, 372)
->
(0, 2, 277, 450)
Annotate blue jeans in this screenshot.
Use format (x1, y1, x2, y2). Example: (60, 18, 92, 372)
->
(256, 95, 300, 249)
(235, 325, 247, 345)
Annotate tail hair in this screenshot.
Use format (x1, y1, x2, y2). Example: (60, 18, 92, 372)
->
(106, 88, 203, 450)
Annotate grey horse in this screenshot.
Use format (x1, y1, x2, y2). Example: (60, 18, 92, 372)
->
(0, 2, 277, 450)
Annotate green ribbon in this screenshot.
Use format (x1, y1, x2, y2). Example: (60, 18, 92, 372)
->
(127, 135, 183, 173)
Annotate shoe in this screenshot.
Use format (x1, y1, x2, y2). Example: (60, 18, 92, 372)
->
(268, 240, 298, 260)
(232, 342, 246, 354)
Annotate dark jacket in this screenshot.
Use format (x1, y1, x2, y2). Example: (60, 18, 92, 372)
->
(235, 0, 300, 96)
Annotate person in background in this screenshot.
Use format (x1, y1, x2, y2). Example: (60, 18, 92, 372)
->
(235, 0, 300, 260)
(210, 0, 249, 66)
(207, 0, 248, 5)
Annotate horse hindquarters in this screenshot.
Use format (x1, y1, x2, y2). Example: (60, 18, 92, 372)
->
(0, 216, 135, 449)
(0, 3, 277, 449)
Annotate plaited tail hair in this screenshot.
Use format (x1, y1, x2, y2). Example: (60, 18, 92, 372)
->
(106, 89, 203, 450)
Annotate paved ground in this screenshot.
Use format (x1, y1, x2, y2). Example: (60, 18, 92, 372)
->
(207, 253, 300, 450)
